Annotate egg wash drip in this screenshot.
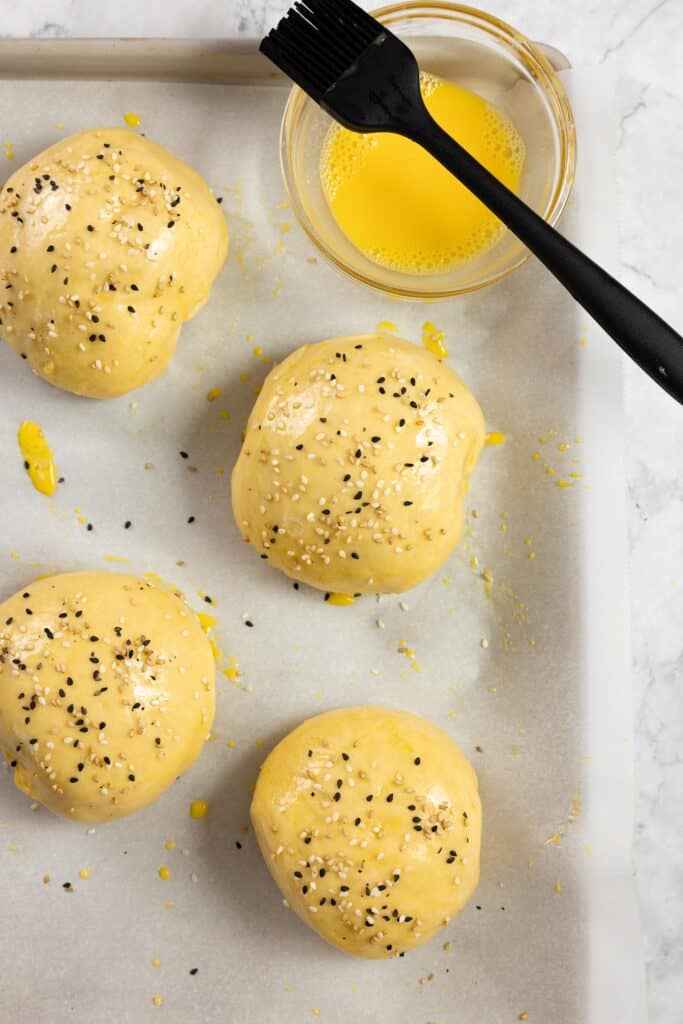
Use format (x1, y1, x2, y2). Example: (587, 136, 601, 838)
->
(18, 421, 57, 496)
(320, 73, 525, 274)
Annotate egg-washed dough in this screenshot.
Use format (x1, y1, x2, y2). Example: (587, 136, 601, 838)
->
(0, 571, 215, 823)
(231, 333, 484, 594)
(0, 128, 228, 398)
(251, 706, 481, 958)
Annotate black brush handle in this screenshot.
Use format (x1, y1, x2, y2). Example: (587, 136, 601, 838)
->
(407, 114, 683, 404)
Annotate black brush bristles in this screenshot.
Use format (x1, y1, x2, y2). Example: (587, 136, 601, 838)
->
(260, 0, 384, 101)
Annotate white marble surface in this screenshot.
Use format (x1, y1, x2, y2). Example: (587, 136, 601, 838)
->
(0, 0, 680, 1019)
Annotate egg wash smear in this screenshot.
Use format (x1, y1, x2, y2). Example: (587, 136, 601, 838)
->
(320, 74, 525, 274)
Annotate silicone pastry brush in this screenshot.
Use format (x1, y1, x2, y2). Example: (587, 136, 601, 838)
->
(261, 0, 683, 403)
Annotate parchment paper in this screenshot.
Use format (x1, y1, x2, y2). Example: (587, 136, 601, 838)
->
(0, 66, 646, 1023)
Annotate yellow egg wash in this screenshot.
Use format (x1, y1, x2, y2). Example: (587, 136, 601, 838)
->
(17, 421, 57, 496)
(422, 321, 448, 359)
(321, 74, 524, 273)
(325, 592, 355, 607)
(189, 799, 209, 819)
(196, 611, 217, 633)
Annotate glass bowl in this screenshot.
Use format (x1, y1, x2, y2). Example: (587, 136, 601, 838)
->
(279, 1, 576, 300)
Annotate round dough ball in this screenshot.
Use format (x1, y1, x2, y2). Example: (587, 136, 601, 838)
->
(251, 706, 481, 958)
(231, 333, 484, 594)
(0, 571, 215, 823)
(0, 128, 228, 398)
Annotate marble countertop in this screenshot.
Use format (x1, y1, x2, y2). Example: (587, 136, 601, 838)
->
(2, 0, 681, 1020)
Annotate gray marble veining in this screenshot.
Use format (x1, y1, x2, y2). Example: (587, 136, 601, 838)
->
(0, 0, 681, 1020)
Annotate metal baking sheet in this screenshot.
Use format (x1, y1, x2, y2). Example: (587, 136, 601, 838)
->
(0, 41, 645, 1024)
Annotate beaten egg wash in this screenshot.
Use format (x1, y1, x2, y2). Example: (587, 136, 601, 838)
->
(17, 421, 57, 496)
(320, 74, 524, 274)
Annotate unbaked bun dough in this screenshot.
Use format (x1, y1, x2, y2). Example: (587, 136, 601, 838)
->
(231, 333, 484, 594)
(251, 706, 481, 958)
(0, 128, 228, 398)
(0, 571, 215, 823)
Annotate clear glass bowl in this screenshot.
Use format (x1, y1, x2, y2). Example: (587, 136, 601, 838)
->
(280, 1, 576, 300)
